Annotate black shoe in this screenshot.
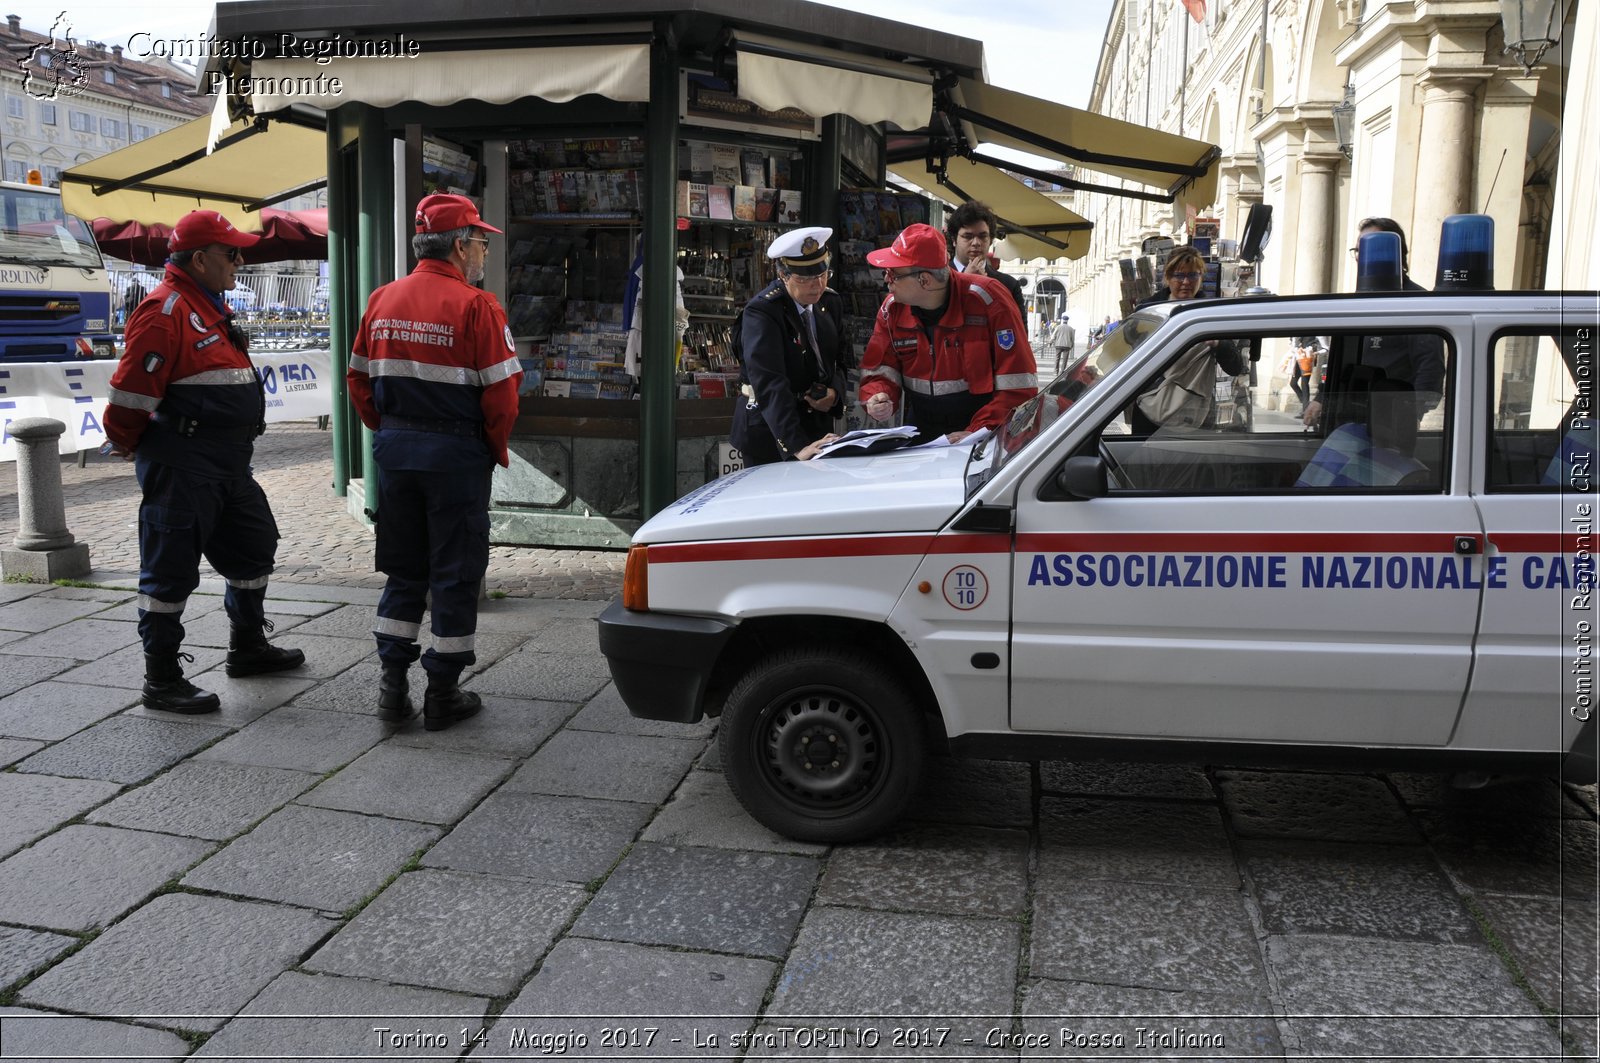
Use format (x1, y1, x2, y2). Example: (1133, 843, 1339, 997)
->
(423, 682, 482, 732)
(142, 652, 220, 714)
(226, 623, 306, 677)
(377, 665, 416, 723)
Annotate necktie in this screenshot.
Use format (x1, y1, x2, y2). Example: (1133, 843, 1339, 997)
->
(802, 307, 824, 374)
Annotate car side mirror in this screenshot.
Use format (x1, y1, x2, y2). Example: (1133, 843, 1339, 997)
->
(1053, 455, 1108, 499)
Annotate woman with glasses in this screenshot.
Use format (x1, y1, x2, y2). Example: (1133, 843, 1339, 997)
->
(1127, 246, 1246, 435)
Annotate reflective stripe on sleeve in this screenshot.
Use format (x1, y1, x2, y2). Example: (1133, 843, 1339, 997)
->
(928, 378, 972, 396)
(995, 373, 1039, 390)
(137, 594, 186, 614)
(860, 366, 902, 386)
(479, 354, 522, 385)
(348, 353, 370, 374)
(367, 359, 480, 386)
(174, 367, 259, 386)
(108, 386, 161, 412)
(372, 615, 422, 641)
(226, 575, 270, 590)
(430, 633, 476, 654)
(968, 283, 994, 305)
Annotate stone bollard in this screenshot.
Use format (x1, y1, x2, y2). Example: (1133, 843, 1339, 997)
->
(1, 418, 91, 581)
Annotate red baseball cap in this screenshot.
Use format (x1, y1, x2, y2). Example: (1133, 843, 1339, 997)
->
(866, 223, 949, 270)
(168, 210, 260, 253)
(414, 193, 503, 235)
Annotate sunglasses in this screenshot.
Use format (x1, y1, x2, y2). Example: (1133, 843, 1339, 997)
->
(205, 246, 244, 263)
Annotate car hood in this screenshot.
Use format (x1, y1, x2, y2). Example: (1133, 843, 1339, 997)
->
(638, 446, 974, 543)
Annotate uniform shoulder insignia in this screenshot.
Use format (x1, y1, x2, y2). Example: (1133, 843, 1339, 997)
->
(967, 282, 995, 306)
(161, 292, 181, 315)
(762, 289, 781, 300)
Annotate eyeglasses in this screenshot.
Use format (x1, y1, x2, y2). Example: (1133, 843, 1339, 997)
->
(1168, 271, 1203, 282)
(463, 236, 490, 249)
(884, 268, 929, 283)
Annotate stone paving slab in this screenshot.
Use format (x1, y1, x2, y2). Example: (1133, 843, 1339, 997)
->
(0, 680, 139, 741)
(1416, 808, 1600, 898)
(1473, 893, 1599, 1058)
(1240, 837, 1479, 942)
(1018, 980, 1283, 1059)
(193, 970, 490, 1060)
(567, 682, 718, 739)
(386, 695, 578, 759)
(1266, 935, 1566, 1058)
(297, 742, 513, 824)
(1038, 760, 1218, 802)
(0, 772, 122, 859)
(0, 583, 47, 604)
(0, 596, 110, 633)
(503, 729, 705, 805)
(574, 843, 819, 959)
(181, 804, 441, 912)
(1217, 769, 1421, 844)
(0, 824, 212, 932)
(0, 617, 142, 660)
(484, 938, 777, 1060)
(196, 704, 388, 773)
(0, 654, 77, 699)
(1390, 772, 1589, 818)
(906, 758, 1034, 829)
(0, 927, 77, 990)
(13, 713, 229, 784)
(640, 769, 828, 856)
(0, 735, 44, 766)
(177, 608, 310, 648)
(0, 627, 25, 647)
(814, 823, 1029, 918)
(243, 632, 373, 680)
(54, 642, 226, 690)
(0, 1007, 192, 1063)
(305, 868, 585, 996)
(1030, 879, 1266, 996)
(759, 906, 1020, 1054)
(17, 893, 334, 1033)
(87, 761, 322, 841)
(1036, 797, 1238, 890)
(422, 790, 652, 885)
(269, 602, 372, 638)
(467, 647, 612, 703)
(34, 585, 136, 603)
(146, 667, 318, 727)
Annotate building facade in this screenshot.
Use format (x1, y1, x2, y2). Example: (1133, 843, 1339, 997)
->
(1042, 0, 1587, 322)
(1, 14, 206, 188)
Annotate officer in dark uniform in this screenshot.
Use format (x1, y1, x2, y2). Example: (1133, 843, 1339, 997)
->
(729, 226, 851, 465)
(103, 210, 305, 714)
(347, 194, 522, 731)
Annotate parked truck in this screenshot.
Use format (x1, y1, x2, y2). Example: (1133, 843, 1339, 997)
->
(0, 178, 116, 362)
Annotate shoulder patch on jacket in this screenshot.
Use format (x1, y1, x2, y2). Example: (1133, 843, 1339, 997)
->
(161, 292, 181, 315)
(996, 328, 1016, 351)
(967, 282, 994, 306)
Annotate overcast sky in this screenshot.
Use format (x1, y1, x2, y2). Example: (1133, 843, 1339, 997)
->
(38, 0, 1118, 110)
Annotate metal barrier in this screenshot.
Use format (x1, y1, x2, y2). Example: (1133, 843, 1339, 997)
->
(110, 268, 329, 351)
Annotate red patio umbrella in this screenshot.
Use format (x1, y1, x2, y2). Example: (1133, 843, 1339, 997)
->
(91, 208, 328, 267)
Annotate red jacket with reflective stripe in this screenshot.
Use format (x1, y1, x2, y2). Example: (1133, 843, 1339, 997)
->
(857, 271, 1038, 434)
(348, 258, 522, 467)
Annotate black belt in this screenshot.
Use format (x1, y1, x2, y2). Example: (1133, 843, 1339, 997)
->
(151, 413, 263, 442)
(381, 416, 483, 438)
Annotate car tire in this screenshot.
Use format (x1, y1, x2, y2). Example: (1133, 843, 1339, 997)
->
(719, 647, 925, 843)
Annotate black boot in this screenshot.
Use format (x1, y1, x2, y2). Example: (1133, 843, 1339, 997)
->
(226, 619, 306, 677)
(143, 652, 220, 715)
(377, 663, 416, 723)
(423, 675, 482, 732)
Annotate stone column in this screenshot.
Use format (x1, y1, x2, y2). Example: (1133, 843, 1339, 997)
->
(1, 418, 90, 581)
(1294, 154, 1342, 295)
(1412, 72, 1489, 283)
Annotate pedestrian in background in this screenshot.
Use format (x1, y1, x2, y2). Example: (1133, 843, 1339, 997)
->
(859, 222, 1038, 443)
(347, 193, 522, 731)
(944, 200, 1027, 316)
(1049, 313, 1075, 372)
(728, 226, 850, 464)
(103, 210, 305, 714)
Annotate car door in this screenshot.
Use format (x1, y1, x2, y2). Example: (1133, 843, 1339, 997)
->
(1006, 316, 1483, 748)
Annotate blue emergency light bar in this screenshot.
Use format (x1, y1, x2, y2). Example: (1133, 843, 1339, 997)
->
(1355, 231, 1403, 292)
(1435, 213, 1494, 291)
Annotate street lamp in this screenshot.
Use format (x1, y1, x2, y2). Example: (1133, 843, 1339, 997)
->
(1331, 83, 1357, 160)
(1498, 0, 1563, 72)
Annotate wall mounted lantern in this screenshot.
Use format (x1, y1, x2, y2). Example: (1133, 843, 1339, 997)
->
(1498, 0, 1564, 72)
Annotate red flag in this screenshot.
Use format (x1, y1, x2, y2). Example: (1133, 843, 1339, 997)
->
(1180, 0, 1206, 22)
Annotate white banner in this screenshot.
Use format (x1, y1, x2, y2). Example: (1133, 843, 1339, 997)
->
(0, 349, 334, 462)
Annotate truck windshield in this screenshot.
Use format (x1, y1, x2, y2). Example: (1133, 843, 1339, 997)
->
(0, 186, 105, 270)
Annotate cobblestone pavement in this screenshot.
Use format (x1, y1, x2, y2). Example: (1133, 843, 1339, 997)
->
(0, 420, 624, 601)
(0, 576, 1594, 1061)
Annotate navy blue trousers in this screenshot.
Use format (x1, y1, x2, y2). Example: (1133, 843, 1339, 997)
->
(134, 458, 278, 657)
(372, 465, 492, 682)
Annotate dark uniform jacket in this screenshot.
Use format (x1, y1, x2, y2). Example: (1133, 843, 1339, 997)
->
(105, 262, 264, 479)
(730, 280, 851, 461)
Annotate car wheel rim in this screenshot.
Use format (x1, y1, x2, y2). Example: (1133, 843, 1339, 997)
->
(757, 691, 884, 814)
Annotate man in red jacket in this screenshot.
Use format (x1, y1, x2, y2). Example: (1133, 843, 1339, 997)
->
(859, 222, 1038, 443)
(104, 210, 305, 714)
(347, 194, 522, 731)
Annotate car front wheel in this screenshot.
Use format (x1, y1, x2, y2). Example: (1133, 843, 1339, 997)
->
(719, 647, 924, 843)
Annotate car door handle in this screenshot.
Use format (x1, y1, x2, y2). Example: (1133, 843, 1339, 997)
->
(971, 652, 1001, 670)
(1454, 535, 1481, 555)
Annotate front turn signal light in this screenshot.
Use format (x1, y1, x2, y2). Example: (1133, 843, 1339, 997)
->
(622, 544, 648, 611)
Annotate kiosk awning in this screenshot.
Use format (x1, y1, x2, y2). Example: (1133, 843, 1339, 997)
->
(889, 157, 1092, 262)
(729, 32, 933, 132)
(249, 42, 651, 112)
(60, 115, 326, 230)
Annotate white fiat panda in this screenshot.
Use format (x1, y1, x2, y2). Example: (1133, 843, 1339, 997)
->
(599, 289, 1597, 842)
